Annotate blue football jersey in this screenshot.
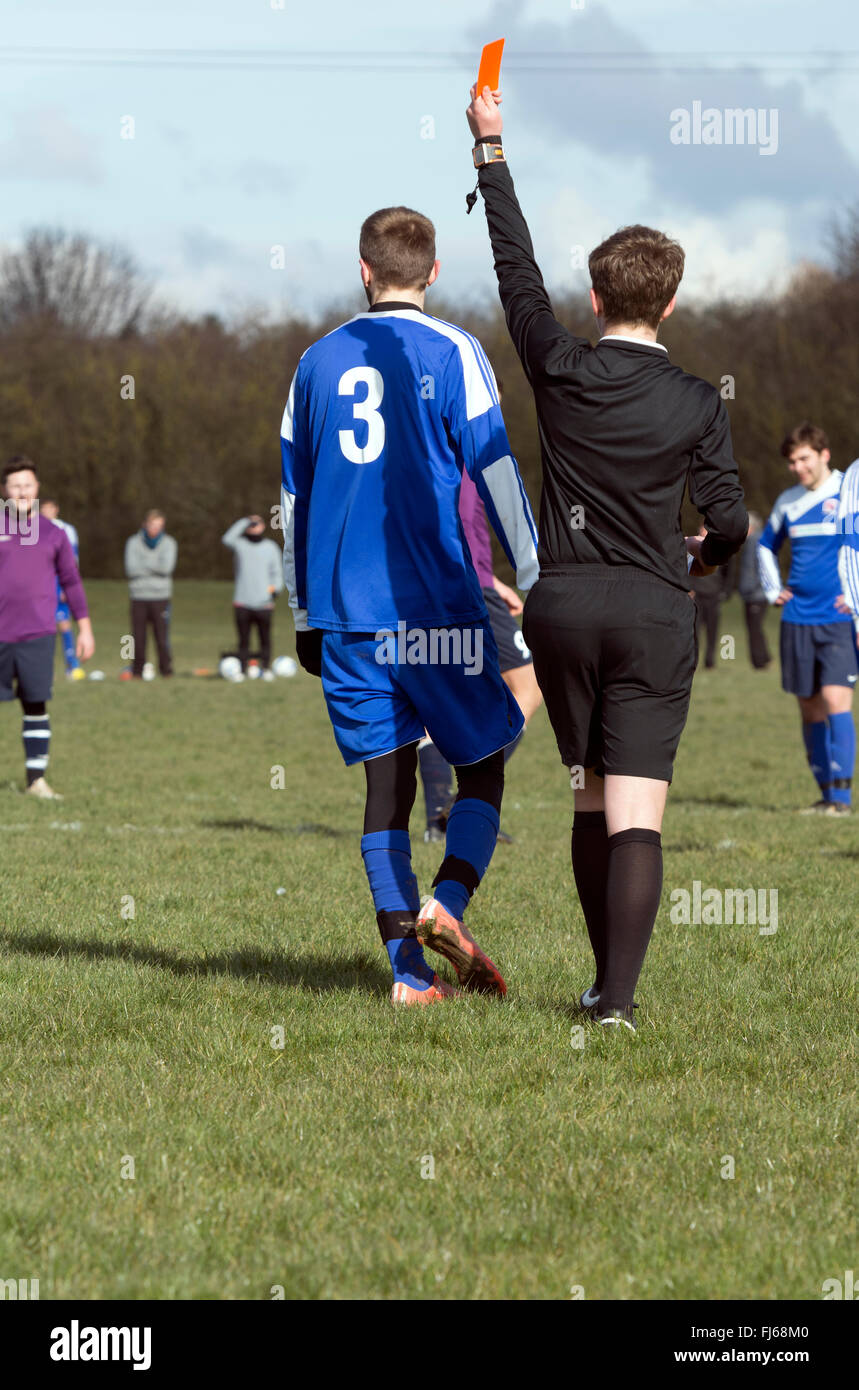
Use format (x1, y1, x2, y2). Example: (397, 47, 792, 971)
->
(280, 306, 539, 633)
(837, 457, 859, 635)
(758, 471, 850, 625)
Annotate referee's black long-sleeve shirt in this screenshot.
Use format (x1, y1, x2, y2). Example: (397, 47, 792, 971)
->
(477, 160, 749, 591)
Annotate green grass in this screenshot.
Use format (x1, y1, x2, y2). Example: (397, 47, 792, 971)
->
(0, 582, 856, 1299)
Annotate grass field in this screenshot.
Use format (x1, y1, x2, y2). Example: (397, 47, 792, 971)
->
(0, 581, 856, 1300)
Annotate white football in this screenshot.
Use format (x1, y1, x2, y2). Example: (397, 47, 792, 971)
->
(261, 669, 275, 682)
(219, 656, 241, 680)
(88, 670, 106, 681)
(142, 662, 156, 681)
(247, 663, 261, 680)
(272, 655, 298, 678)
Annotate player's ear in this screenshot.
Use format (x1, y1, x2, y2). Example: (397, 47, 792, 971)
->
(359, 257, 372, 288)
(427, 259, 441, 288)
(589, 287, 602, 319)
(660, 296, 677, 322)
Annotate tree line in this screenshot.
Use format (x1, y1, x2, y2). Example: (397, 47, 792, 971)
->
(0, 220, 857, 579)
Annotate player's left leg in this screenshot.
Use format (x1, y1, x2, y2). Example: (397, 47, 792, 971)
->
(14, 634, 61, 798)
(152, 601, 173, 677)
(820, 684, 854, 811)
(362, 743, 455, 1006)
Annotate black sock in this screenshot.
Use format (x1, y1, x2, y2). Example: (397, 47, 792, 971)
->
(418, 740, 453, 830)
(571, 811, 610, 990)
(599, 828, 662, 1013)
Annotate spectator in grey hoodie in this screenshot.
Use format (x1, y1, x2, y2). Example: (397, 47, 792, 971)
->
(222, 514, 284, 672)
(124, 510, 177, 677)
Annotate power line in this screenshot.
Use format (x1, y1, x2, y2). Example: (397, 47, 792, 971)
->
(0, 46, 854, 73)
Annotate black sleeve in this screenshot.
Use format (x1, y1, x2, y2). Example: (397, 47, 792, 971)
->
(477, 160, 587, 380)
(688, 394, 749, 566)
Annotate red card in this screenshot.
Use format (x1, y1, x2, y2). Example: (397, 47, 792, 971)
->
(477, 38, 505, 94)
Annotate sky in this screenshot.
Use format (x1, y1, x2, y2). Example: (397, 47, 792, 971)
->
(0, 0, 857, 322)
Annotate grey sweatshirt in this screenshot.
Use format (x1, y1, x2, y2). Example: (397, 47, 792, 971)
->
(222, 518, 284, 609)
(124, 531, 178, 600)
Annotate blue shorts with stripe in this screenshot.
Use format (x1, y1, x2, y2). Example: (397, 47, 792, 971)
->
(0, 634, 56, 703)
(779, 620, 858, 697)
(320, 618, 524, 766)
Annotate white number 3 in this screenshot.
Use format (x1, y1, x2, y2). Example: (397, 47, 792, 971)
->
(338, 367, 385, 464)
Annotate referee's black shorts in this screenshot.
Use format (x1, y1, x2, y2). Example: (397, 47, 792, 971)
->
(522, 565, 698, 781)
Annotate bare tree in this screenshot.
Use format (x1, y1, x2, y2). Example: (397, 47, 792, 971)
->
(0, 229, 150, 336)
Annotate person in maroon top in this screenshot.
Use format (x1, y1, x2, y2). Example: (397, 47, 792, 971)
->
(418, 386, 543, 842)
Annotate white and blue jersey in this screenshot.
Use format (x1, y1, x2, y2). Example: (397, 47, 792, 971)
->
(837, 457, 859, 636)
(49, 518, 79, 619)
(280, 306, 539, 633)
(758, 471, 849, 626)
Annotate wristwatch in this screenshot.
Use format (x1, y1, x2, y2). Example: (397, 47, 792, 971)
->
(472, 140, 505, 168)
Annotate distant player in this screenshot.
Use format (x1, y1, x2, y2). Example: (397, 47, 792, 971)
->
(40, 498, 82, 678)
(1, 457, 95, 799)
(419, 457, 543, 843)
(222, 514, 284, 673)
(758, 423, 857, 814)
(281, 205, 539, 1006)
(835, 452, 859, 677)
(124, 510, 177, 679)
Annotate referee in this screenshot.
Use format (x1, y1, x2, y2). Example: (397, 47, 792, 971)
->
(466, 85, 748, 1031)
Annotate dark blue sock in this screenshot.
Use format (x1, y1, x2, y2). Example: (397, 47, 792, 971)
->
(361, 830, 433, 989)
(434, 797, 500, 921)
(828, 712, 855, 804)
(803, 721, 832, 794)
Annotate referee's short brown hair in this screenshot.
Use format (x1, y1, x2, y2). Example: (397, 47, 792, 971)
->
(589, 225, 685, 330)
(359, 207, 436, 293)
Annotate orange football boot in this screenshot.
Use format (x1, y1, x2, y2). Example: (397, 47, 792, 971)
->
(415, 898, 507, 997)
(390, 974, 459, 1006)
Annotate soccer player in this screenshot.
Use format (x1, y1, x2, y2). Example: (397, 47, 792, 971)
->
(467, 84, 748, 1032)
(758, 423, 856, 814)
(40, 498, 83, 678)
(280, 205, 539, 1006)
(836, 454, 859, 651)
(123, 510, 177, 679)
(419, 459, 543, 843)
(1, 457, 95, 798)
(221, 514, 284, 674)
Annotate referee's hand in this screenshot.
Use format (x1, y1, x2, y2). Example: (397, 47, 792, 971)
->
(685, 535, 717, 577)
(467, 84, 503, 141)
(295, 628, 323, 678)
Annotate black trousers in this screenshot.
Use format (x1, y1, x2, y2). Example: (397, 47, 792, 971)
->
(744, 601, 771, 669)
(131, 599, 172, 676)
(234, 606, 272, 670)
(693, 592, 721, 669)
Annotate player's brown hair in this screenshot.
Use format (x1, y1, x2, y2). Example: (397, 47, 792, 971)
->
(780, 422, 829, 458)
(359, 207, 436, 293)
(2, 455, 38, 483)
(589, 225, 685, 330)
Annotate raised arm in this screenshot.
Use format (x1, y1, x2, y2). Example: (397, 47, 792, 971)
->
(222, 517, 250, 549)
(466, 84, 585, 380)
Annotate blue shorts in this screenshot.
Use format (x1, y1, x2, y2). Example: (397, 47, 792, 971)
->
(0, 634, 56, 703)
(320, 619, 524, 766)
(483, 588, 532, 671)
(55, 601, 71, 624)
(780, 620, 858, 698)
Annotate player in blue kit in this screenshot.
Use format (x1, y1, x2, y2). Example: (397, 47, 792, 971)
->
(758, 422, 857, 813)
(836, 454, 859, 639)
(40, 499, 82, 678)
(280, 205, 539, 1005)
